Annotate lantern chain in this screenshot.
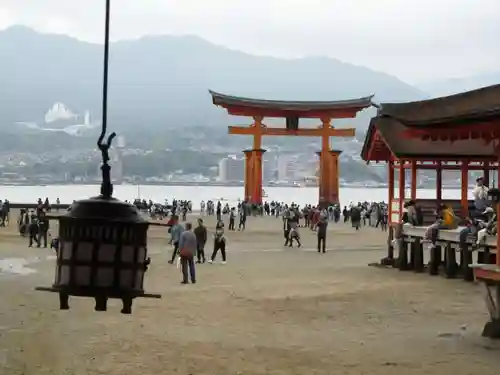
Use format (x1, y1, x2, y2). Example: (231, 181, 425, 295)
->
(97, 0, 114, 199)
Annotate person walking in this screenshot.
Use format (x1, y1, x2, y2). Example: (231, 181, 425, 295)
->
(316, 215, 328, 253)
(28, 215, 39, 247)
(178, 222, 197, 284)
(209, 221, 227, 264)
(37, 211, 50, 248)
(238, 207, 247, 231)
(193, 218, 207, 263)
(228, 208, 236, 231)
(168, 215, 184, 264)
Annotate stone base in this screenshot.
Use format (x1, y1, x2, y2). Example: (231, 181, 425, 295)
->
(317, 201, 339, 209)
(482, 320, 500, 339)
(380, 257, 394, 266)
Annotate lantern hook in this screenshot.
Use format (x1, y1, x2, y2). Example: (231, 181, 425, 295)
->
(97, 131, 116, 199)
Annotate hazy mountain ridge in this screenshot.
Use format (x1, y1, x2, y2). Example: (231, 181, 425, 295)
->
(0, 26, 427, 131)
(418, 72, 500, 98)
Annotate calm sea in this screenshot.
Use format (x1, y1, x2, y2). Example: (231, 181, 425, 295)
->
(0, 185, 466, 207)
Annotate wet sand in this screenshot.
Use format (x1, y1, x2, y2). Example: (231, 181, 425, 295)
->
(0, 210, 500, 375)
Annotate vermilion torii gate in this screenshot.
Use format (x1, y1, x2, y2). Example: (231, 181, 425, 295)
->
(209, 91, 373, 205)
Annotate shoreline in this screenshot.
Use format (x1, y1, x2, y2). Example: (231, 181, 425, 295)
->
(0, 181, 467, 189)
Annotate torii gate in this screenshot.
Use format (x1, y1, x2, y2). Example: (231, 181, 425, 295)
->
(209, 91, 373, 206)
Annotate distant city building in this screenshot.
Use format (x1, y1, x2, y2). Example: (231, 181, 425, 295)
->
(262, 158, 274, 182)
(218, 156, 244, 181)
(276, 155, 298, 181)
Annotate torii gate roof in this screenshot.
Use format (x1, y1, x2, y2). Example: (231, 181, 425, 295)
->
(209, 90, 374, 118)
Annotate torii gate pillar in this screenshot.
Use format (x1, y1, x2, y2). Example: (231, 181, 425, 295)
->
(317, 150, 342, 207)
(243, 149, 266, 204)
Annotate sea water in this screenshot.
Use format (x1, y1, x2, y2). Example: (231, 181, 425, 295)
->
(0, 185, 465, 207)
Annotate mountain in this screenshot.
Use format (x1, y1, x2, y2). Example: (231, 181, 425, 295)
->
(418, 72, 500, 98)
(0, 26, 426, 133)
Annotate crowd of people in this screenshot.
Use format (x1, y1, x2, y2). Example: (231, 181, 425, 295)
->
(403, 176, 497, 250)
(4, 194, 394, 285)
(16, 198, 58, 248)
(6, 179, 498, 285)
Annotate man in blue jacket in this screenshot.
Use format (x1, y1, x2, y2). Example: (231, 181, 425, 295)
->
(168, 215, 184, 264)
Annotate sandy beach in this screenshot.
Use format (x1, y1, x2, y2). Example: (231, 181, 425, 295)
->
(0, 210, 500, 375)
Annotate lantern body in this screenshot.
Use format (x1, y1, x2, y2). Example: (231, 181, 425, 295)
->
(53, 196, 149, 298)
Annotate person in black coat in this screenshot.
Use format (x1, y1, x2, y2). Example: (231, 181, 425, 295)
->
(37, 211, 50, 248)
(193, 218, 207, 263)
(316, 216, 328, 253)
(28, 215, 39, 247)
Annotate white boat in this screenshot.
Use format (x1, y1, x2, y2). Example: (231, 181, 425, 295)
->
(262, 189, 268, 198)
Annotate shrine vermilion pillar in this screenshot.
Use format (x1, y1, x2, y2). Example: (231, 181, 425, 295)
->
(317, 150, 342, 206)
(251, 149, 265, 204)
(243, 150, 253, 202)
(243, 149, 266, 204)
(329, 150, 341, 204)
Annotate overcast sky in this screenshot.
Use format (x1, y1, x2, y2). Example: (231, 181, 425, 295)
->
(1, 0, 499, 84)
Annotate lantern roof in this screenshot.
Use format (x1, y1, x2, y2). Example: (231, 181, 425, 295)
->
(64, 196, 147, 223)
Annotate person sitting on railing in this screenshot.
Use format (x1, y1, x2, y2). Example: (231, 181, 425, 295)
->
(403, 200, 423, 226)
(476, 207, 497, 246)
(472, 177, 490, 217)
(424, 204, 459, 246)
(459, 213, 479, 248)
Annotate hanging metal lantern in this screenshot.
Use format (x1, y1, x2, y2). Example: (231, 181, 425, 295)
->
(36, 196, 160, 314)
(35, 0, 160, 313)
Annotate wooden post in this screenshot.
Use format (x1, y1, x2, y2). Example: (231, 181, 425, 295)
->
(398, 160, 406, 217)
(243, 150, 253, 202)
(497, 163, 500, 267)
(317, 118, 335, 207)
(436, 161, 442, 203)
(243, 147, 266, 204)
(330, 150, 342, 204)
(388, 160, 395, 210)
(252, 149, 266, 204)
(387, 160, 395, 263)
(411, 160, 417, 200)
(484, 161, 490, 186)
(461, 161, 469, 217)
(252, 116, 263, 150)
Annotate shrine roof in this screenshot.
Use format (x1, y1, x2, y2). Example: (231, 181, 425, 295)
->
(361, 116, 497, 162)
(378, 84, 500, 126)
(209, 90, 374, 115)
